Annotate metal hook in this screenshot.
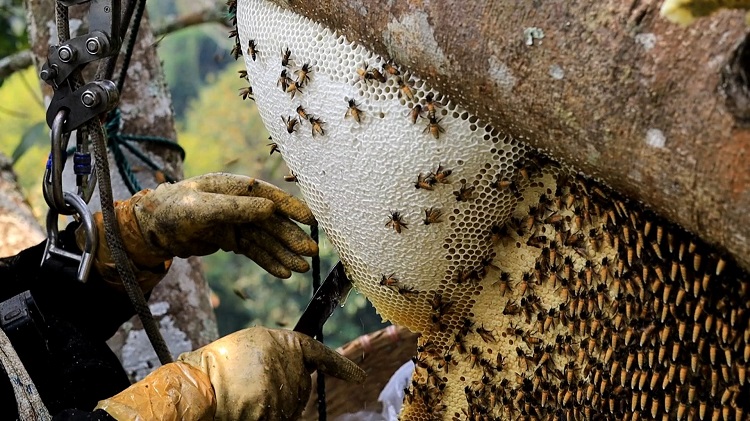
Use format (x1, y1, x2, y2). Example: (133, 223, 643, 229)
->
(74, 129, 98, 204)
(41, 193, 98, 283)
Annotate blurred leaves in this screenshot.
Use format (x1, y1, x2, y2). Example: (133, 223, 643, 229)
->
(11, 121, 45, 164)
(0, 68, 49, 217)
(0, 0, 29, 86)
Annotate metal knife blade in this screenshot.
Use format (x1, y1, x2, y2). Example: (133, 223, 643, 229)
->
(293, 261, 353, 337)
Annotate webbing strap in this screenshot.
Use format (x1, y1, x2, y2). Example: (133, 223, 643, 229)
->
(0, 329, 51, 421)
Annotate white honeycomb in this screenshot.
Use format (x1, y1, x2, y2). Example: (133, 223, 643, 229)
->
(236, 0, 532, 333)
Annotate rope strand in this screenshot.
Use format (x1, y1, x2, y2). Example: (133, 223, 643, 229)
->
(89, 119, 174, 365)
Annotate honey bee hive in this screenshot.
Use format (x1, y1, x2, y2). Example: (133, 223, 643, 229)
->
(233, 0, 750, 419)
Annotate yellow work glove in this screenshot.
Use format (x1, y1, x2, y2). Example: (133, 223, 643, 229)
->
(95, 327, 366, 421)
(81, 173, 318, 292)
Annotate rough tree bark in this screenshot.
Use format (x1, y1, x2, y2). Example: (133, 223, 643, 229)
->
(24, 0, 218, 380)
(0, 153, 45, 256)
(269, 0, 750, 271)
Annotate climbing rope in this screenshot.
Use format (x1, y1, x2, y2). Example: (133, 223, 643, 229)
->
(91, 0, 175, 365)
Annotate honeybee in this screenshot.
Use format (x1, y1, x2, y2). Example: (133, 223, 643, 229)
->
(429, 292, 454, 316)
(286, 81, 302, 99)
(503, 302, 522, 316)
(233, 287, 249, 300)
(424, 116, 445, 139)
(386, 211, 408, 233)
(423, 207, 443, 225)
(267, 142, 279, 155)
(476, 325, 496, 343)
(454, 182, 476, 202)
(277, 70, 291, 91)
(230, 41, 241, 60)
(380, 273, 400, 291)
(247, 39, 258, 61)
(397, 77, 415, 101)
(356, 63, 384, 83)
(414, 173, 435, 190)
(296, 105, 308, 121)
(295, 62, 312, 86)
(397, 285, 419, 300)
(344, 98, 363, 123)
(369, 67, 387, 83)
(424, 93, 441, 119)
(238, 69, 248, 80)
(382, 61, 400, 76)
(496, 271, 512, 296)
(309, 116, 325, 136)
(433, 164, 452, 183)
(494, 176, 515, 191)
(281, 47, 292, 67)
(238, 86, 253, 101)
(408, 104, 424, 124)
(282, 115, 299, 134)
(283, 172, 297, 182)
(356, 63, 371, 81)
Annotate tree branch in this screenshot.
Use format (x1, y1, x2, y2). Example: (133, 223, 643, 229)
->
(0, 50, 33, 81)
(0, 6, 229, 80)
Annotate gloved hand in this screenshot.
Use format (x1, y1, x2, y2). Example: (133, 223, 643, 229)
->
(80, 173, 318, 292)
(94, 327, 366, 421)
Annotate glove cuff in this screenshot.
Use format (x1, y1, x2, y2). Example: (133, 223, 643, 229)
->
(95, 361, 216, 421)
(76, 191, 172, 293)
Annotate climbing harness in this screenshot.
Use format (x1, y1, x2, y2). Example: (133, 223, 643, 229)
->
(38, 0, 173, 367)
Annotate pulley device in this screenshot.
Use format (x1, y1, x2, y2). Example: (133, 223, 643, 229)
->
(40, 0, 122, 282)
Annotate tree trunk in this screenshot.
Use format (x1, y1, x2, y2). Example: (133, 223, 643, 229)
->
(268, 0, 750, 271)
(24, 0, 218, 380)
(0, 152, 45, 257)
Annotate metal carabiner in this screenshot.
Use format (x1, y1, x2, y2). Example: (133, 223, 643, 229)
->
(41, 193, 98, 283)
(74, 129, 98, 204)
(43, 109, 75, 215)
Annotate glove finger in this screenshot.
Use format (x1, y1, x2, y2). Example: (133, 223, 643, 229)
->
(191, 192, 275, 224)
(239, 237, 293, 279)
(183, 173, 315, 225)
(242, 229, 310, 273)
(181, 173, 257, 195)
(254, 214, 319, 256)
(247, 179, 316, 226)
(294, 333, 366, 384)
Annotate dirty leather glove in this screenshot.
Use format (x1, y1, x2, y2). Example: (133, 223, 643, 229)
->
(94, 327, 366, 421)
(80, 173, 318, 291)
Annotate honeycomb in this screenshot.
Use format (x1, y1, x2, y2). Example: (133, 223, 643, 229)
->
(234, 1, 750, 419)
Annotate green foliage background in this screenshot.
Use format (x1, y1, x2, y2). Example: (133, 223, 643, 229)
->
(0, 0, 386, 348)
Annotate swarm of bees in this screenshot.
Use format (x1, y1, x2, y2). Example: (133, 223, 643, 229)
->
(398, 154, 750, 421)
